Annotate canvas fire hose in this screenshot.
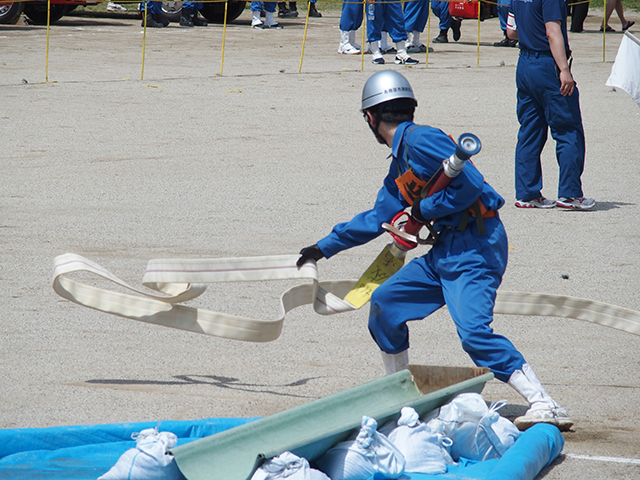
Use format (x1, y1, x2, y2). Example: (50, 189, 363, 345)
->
(52, 253, 640, 342)
(52, 135, 640, 342)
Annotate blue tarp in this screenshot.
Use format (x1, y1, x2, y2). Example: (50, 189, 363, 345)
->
(0, 419, 563, 480)
(0, 418, 256, 479)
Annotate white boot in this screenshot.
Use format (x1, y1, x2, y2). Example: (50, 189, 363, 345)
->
(338, 30, 360, 54)
(380, 32, 393, 53)
(349, 30, 361, 51)
(251, 10, 263, 27)
(407, 30, 424, 53)
(263, 11, 281, 28)
(507, 363, 573, 431)
(370, 40, 384, 64)
(394, 40, 418, 64)
(381, 350, 409, 375)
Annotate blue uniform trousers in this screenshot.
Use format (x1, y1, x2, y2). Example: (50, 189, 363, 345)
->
(515, 51, 585, 201)
(368, 217, 526, 382)
(183, 2, 203, 11)
(141, 1, 162, 15)
(404, 0, 450, 32)
(251, 1, 277, 12)
(367, 1, 407, 43)
(339, 0, 363, 31)
(497, 0, 508, 30)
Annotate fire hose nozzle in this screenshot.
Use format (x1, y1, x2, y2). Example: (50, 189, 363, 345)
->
(443, 133, 482, 179)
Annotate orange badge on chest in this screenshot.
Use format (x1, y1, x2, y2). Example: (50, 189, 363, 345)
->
(395, 168, 427, 206)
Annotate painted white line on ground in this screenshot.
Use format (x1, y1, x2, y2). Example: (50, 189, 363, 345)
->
(567, 454, 640, 465)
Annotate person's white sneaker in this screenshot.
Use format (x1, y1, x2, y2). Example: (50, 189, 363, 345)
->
(514, 405, 574, 431)
(556, 196, 596, 210)
(514, 197, 556, 209)
(338, 43, 361, 54)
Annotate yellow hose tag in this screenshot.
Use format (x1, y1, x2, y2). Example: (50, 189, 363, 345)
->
(344, 244, 406, 308)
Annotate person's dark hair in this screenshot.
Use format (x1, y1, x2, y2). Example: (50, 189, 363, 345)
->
(366, 98, 416, 124)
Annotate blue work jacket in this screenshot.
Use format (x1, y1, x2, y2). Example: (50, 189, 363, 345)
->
(317, 122, 505, 259)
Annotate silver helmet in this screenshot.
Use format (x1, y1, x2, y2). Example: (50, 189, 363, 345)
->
(361, 70, 417, 111)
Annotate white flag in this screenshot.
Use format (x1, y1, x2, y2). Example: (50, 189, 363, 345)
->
(606, 32, 640, 107)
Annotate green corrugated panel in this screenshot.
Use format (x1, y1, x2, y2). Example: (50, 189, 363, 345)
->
(171, 367, 493, 480)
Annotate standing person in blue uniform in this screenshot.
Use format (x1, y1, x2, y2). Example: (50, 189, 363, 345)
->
(180, 2, 208, 26)
(337, 0, 363, 54)
(366, 0, 419, 64)
(251, 1, 282, 28)
(403, 0, 452, 51)
(493, 1, 517, 47)
(431, 1, 462, 43)
(507, 0, 595, 209)
(297, 71, 574, 431)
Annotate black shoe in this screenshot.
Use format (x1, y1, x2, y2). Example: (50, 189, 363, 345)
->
(308, 1, 321, 17)
(433, 30, 448, 43)
(180, 10, 194, 26)
(193, 12, 208, 26)
(278, 7, 298, 17)
(142, 14, 166, 27)
(451, 18, 461, 41)
(494, 34, 514, 47)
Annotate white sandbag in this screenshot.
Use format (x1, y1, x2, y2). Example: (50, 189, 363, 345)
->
(386, 407, 455, 474)
(316, 416, 406, 480)
(425, 393, 520, 462)
(98, 427, 183, 480)
(251, 451, 330, 480)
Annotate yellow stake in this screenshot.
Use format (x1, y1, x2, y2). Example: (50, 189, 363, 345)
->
(477, 2, 480, 68)
(141, 2, 147, 81)
(45, 0, 50, 83)
(221, 0, 228, 75)
(361, 0, 366, 71)
(299, 1, 312, 73)
(603, 15, 606, 63)
(426, 0, 431, 67)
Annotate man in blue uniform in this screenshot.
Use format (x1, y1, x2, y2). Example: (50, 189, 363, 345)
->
(140, 1, 168, 27)
(366, 0, 419, 64)
(298, 71, 573, 431)
(180, 2, 208, 27)
(507, 0, 595, 209)
(493, 1, 517, 47)
(337, 1, 363, 55)
(403, 0, 460, 51)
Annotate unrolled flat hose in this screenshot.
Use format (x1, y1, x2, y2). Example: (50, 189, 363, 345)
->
(53, 253, 640, 342)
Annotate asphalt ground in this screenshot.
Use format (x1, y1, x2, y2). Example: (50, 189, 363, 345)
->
(1, 6, 639, 479)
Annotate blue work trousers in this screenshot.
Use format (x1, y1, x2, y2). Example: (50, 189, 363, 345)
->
(403, 0, 450, 32)
(497, 0, 508, 31)
(515, 51, 585, 201)
(367, 1, 407, 43)
(251, 1, 277, 12)
(183, 2, 203, 11)
(339, 0, 363, 31)
(368, 218, 526, 383)
(141, 1, 162, 15)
